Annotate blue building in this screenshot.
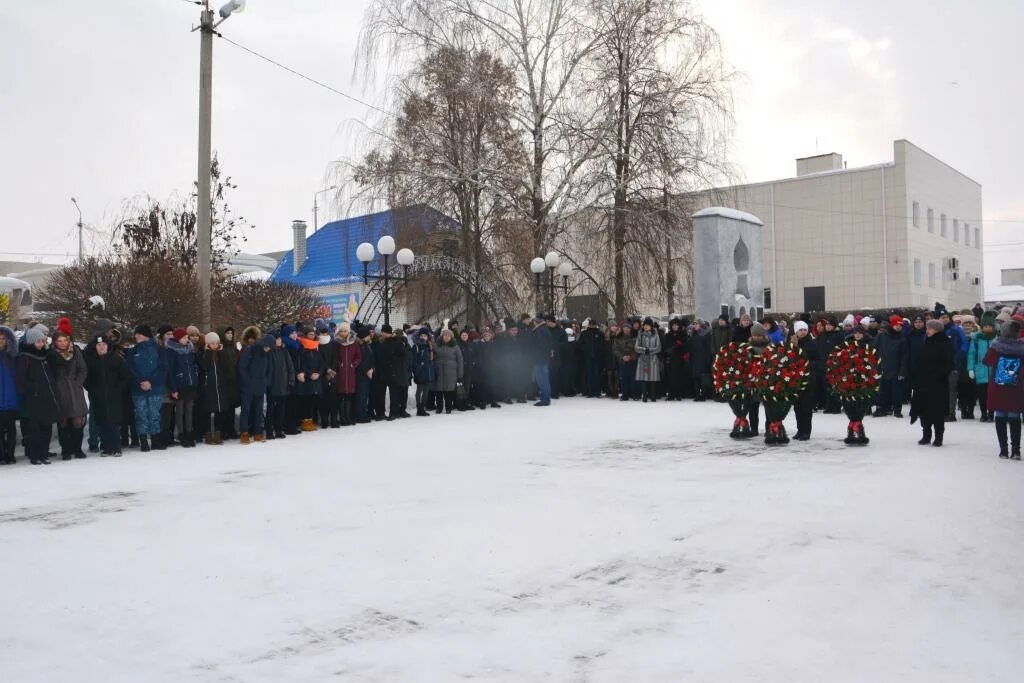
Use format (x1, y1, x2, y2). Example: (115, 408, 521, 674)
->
(270, 205, 458, 324)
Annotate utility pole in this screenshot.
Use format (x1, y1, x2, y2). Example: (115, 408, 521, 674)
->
(71, 197, 84, 261)
(196, 2, 214, 332)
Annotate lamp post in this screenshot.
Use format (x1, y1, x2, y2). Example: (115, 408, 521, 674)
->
(312, 184, 338, 233)
(195, 0, 246, 332)
(530, 251, 572, 315)
(356, 236, 415, 327)
(70, 197, 83, 261)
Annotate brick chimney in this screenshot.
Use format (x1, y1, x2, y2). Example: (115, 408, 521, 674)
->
(292, 219, 308, 275)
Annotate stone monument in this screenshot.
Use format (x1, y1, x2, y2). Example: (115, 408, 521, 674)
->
(691, 207, 765, 322)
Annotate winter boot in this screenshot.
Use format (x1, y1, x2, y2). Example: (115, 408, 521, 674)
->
(140, 435, 151, 452)
(240, 432, 251, 445)
(1010, 418, 1022, 460)
(254, 433, 266, 443)
(917, 423, 932, 445)
(58, 426, 72, 460)
(275, 429, 286, 439)
(204, 431, 217, 446)
(213, 431, 224, 445)
(932, 424, 944, 447)
(152, 434, 167, 451)
(996, 417, 1009, 458)
(301, 419, 317, 432)
(729, 417, 747, 439)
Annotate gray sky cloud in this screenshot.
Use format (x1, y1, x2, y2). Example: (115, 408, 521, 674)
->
(1, 0, 1020, 297)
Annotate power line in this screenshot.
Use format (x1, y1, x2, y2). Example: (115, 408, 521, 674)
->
(215, 34, 393, 116)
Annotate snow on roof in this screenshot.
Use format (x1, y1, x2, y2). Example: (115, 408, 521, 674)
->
(691, 207, 764, 226)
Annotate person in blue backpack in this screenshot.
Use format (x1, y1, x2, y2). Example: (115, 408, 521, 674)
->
(126, 324, 169, 452)
(411, 328, 436, 417)
(983, 319, 1024, 460)
(967, 312, 997, 422)
(0, 326, 20, 464)
(166, 327, 199, 448)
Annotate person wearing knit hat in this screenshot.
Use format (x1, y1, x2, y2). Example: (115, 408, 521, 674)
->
(910, 319, 954, 447)
(996, 310, 1012, 324)
(56, 316, 73, 339)
(166, 325, 199, 448)
(982, 319, 1024, 458)
(790, 319, 817, 440)
(873, 313, 909, 417)
(134, 324, 153, 340)
(792, 320, 809, 334)
(205, 331, 220, 347)
(186, 325, 202, 348)
(19, 324, 57, 464)
(968, 311, 998, 422)
(750, 322, 766, 339)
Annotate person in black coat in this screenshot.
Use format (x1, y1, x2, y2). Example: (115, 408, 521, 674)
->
(910, 320, 955, 447)
(316, 324, 342, 428)
(17, 326, 58, 465)
(370, 325, 408, 420)
(686, 320, 714, 401)
(295, 327, 326, 430)
(790, 321, 818, 440)
(873, 317, 909, 417)
(814, 317, 844, 413)
(198, 333, 233, 444)
(238, 332, 273, 441)
(264, 333, 295, 439)
(355, 328, 376, 423)
(732, 314, 753, 344)
(662, 319, 689, 400)
(545, 316, 567, 399)
(84, 336, 131, 456)
(496, 326, 528, 403)
(578, 320, 606, 397)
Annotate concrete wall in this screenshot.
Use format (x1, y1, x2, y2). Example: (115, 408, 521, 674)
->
(692, 209, 764, 322)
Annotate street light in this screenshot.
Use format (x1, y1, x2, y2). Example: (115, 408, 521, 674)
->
(312, 184, 338, 233)
(194, 0, 246, 332)
(356, 235, 414, 327)
(71, 197, 83, 261)
(530, 252, 571, 315)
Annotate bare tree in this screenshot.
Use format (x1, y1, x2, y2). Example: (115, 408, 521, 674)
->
(582, 0, 733, 317)
(213, 279, 325, 331)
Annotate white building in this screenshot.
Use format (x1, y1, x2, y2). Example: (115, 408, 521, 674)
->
(689, 139, 984, 313)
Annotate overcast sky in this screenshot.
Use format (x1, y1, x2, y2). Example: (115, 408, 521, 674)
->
(1, 0, 1020, 296)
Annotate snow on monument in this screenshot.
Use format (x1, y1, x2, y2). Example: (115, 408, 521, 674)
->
(692, 207, 765, 322)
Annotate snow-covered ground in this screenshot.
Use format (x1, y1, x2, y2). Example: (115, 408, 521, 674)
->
(2, 399, 1022, 682)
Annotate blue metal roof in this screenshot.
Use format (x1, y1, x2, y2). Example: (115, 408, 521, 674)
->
(270, 205, 459, 287)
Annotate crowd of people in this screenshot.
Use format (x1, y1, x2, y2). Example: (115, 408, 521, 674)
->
(0, 299, 1021, 465)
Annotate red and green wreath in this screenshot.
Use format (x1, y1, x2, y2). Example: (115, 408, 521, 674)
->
(713, 342, 758, 401)
(754, 343, 810, 405)
(826, 340, 882, 402)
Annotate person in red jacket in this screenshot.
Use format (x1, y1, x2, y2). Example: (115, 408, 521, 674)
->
(334, 322, 362, 426)
(983, 319, 1024, 459)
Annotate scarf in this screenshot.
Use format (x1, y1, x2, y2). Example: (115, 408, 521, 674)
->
(298, 337, 319, 351)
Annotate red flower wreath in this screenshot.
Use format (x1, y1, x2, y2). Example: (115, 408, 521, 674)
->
(712, 342, 758, 401)
(755, 343, 810, 405)
(826, 340, 882, 403)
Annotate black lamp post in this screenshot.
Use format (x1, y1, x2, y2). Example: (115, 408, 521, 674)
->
(530, 251, 573, 315)
(356, 236, 414, 327)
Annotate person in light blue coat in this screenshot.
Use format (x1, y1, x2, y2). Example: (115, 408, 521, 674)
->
(967, 311, 997, 421)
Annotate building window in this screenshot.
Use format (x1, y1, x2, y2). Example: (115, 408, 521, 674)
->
(953, 219, 959, 242)
(763, 287, 772, 309)
(912, 202, 920, 228)
(966, 271, 972, 288)
(914, 259, 922, 286)
(940, 214, 947, 237)
(928, 263, 936, 288)
(975, 227, 981, 249)
(964, 223, 970, 246)
(927, 208, 934, 233)
(941, 263, 948, 290)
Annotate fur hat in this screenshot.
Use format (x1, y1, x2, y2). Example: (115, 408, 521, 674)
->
(926, 319, 945, 333)
(793, 320, 809, 334)
(338, 322, 351, 335)
(996, 311, 1012, 324)
(314, 318, 329, 334)
(750, 322, 766, 337)
(959, 315, 977, 327)
(186, 325, 201, 338)
(134, 324, 153, 339)
(241, 325, 262, 344)
(1001, 320, 1022, 339)
(205, 331, 221, 346)
(356, 327, 371, 340)
(57, 316, 73, 337)
(25, 325, 49, 346)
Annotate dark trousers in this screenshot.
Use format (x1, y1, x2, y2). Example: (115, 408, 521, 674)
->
(438, 391, 455, 412)
(299, 395, 317, 421)
(265, 396, 286, 434)
(57, 422, 85, 457)
(222, 406, 238, 437)
(284, 395, 301, 432)
(921, 417, 945, 441)
(87, 404, 99, 449)
(98, 423, 120, 452)
(389, 383, 407, 416)
(0, 410, 17, 460)
(26, 420, 52, 462)
(692, 374, 711, 400)
(240, 393, 265, 435)
(978, 384, 989, 416)
(339, 393, 354, 425)
(584, 358, 602, 396)
(371, 381, 387, 419)
(877, 377, 904, 412)
(795, 391, 814, 436)
(318, 393, 339, 426)
(748, 400, 762, 434)
(548, 359, 561, 399)
(355, 378, 371, 421)
(618, 362, 636, 399)
(666, 364, 687, 399)
(957, 380, 976, 414)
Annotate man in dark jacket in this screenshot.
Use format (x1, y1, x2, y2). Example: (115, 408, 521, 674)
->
(545, 315, 567, 399)
(238, 332, 273, 442)
(873, 316, 909, 417)
(17, 325, 58, 464)
(265, 333, 294, 439)
(316, 322, 342, 427)
(663, 319, 688, 400)
(941, 310, 968, 421)
(84, 336, 130, 456)
(126, 324, 168, 452)
(686, 320, 714, 401)
(911, 319, 955, 446)
(578, 319, 605, 397)
(815, 317, 844, 413)
(529, 317, 553, 406)
(355, 327, 375, 423)
(371, 325, 408, 420)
